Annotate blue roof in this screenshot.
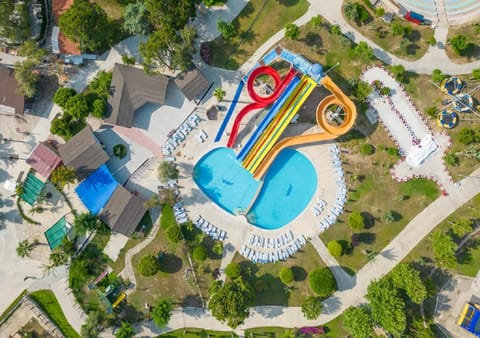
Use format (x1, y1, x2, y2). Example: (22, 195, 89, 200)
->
(75, 164, 118, 215)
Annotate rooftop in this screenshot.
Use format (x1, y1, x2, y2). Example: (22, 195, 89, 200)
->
(0, 66, 25, 115)
(26, 142, 62, 179)
(174, 66, 210, 101)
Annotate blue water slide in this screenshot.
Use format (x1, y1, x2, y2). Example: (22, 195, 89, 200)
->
(237, 76, 301, 161)
(214, 80, 245, 142)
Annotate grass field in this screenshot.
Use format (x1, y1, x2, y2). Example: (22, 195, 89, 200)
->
(91, 0, 131, 20)
(29, 290, 80, 338)
(343, 2, 433, 61)
(159, 328, 237, 337)
(205, 0, 309, 69)
(446, 23, 480, 64)
(231, 242, 326, 306)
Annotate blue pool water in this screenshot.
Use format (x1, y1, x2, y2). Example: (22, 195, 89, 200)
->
(193, 147, 317, 230)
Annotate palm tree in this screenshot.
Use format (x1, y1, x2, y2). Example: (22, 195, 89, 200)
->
(213, 87, 226, 102)
(16, 240, 33, 258)
(50, 248, 69, 266)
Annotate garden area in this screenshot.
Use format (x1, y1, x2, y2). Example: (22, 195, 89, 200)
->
(446, 23, 480, 63)
(203, 0, 309, 69)
(342, 1, 434, 61)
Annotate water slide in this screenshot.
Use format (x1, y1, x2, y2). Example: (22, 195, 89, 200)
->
(214, 80, 245, 142)
(252, 75, 357, 179)
(246, 76, 316, 174)
(226, 66, 297, 148)
(242, 77, 309, 170)
(237, 76, 301, 162)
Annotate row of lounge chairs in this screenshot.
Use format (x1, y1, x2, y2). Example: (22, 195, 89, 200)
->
(248, 230, 297, 249)
(174, 202, 188, 224)
(312, 199, 327, 216)
(196, 130, 208, 143)
(319, 146, 347, 232)
(162, 113, 201, 155)
(194, 215, 227, 241)
(240, 234, 307, 264)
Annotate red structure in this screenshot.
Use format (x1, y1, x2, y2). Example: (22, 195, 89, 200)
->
(226, 66, 297, 148)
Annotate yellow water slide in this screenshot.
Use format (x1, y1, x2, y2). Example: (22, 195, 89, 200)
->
(252, 75, 357, 180)
(249, 76, 316, 174)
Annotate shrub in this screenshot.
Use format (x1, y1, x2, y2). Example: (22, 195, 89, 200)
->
(225, 263, 241, 279)
(113, 144, 127, 159)
(330, 24, 342, 35)
(425, 106, 438, 118)
(192, 245, 207, 262)
(431, 69, 446, 83)
(310, 15, 322, 28)
(458, 127, 476, 144)
(121, 54, 136, 65)
(212, 241, 223, 255)
(391, 65, 405, 82)
(309, 268, 337, 297)
(217, 21, 236, 40)
(348, 212, 365, 230)
(445, 153, 460, 166)
(359, 143, 374, 155)
(285, 23, 300, 40)
(158, 161, 179, 183)
(449, 34, 471, 55)
(91, 99, 106, 118)
(279, 267, 294, 284)
(327, 240, 343, 257)
(380, 86, 391, 96)
(137, 254, 160, 276)
(429, 36, 437, 46)
(301, 297, 322, 320)
(375, 7, 385, 17)
(472, 68, 480, 80)
(166, 225, 182, 243)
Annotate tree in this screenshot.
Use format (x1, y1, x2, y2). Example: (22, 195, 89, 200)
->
(285, 23, 300, 40)
(472, 68, 480, 80)
(445, 153, 460, 166)
(137, 254, 160, 276)
(115, 321, 135, 338)
(73, 213, 99, 235)
(348, 211, 365, 230)
(14, 60, 39, 98)
(301, 297, 322, 320)
(451, 218, 473, 238)
(152, 298, 173, 327)
(158, 161, 179, 182)
(330, 24, 342, 35)
(279, 267, 294, 284)
(327, 240, 343, 257)
(65, 95, 89, 119)
(113, 144, 127, 159)
(166, 225, 182, 243)
(123, 1, 151, 35)
(213, 87, 226, 102)
(212, 241, 223, 255)
(366, 278, 406, 336)
(428, 36, 437, 46)
(217, 21, 236, 40)
(354, 81, 372, 101)
(391, 22, 405, 36)
(81, 311, 103, 338)
(145, 0, 196, 31)
(208, 278, 254, 328)
(225, 262, 241, 279)
(17, 40, 46, 62)
(375, 7, 385, 17)
(354, 41, 374, 60)
(59, 0, 109, 52)
(50, 165, 77, 190)
(50, 247, 69, 266)
(391, 64, 406, 82)
(16, 239, 33, 258)
(344, 2, 368, 23)
(432, 230, 457, 269)
(390, 263, 427, 304)
(309, 268, 337, 297)
(53, 87, 77, 108)
(431, 69, 445, 83)
(449, 34, 471, 56)
(122, 54, 136, 65)
(91, 99, 106, 118)
(343, 306, 373, 338)
(192, 245, 207, 262)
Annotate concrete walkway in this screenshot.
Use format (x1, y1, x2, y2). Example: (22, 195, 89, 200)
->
(100, 168, 480, 337)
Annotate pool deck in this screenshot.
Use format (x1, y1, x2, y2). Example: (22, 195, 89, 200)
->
(176, 112, 343, 261)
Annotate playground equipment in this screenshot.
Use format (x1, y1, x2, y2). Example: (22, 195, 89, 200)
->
(452, 93, 474, 112)
(441, 77, 465, 95)
(112, 292, 126, 308)
(252, 75, 357, 179)
(88, 268, 111, 290)
(226, 66, 298, 148)
(457, 303, 480, 337)
(437, 110, 458, 129)
(214, 80, 245, 142)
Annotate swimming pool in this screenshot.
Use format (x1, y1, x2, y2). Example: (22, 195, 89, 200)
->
(193, 147, 317, 230)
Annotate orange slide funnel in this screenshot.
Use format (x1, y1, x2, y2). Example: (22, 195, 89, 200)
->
(253, 75, 357, 180)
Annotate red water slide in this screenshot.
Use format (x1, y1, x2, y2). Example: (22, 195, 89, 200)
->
(226, 66, 297, 148)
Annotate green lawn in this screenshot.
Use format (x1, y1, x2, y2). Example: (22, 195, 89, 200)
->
(231, 242, 326, 306)
(91, 0, 131, 20)
(404, 193, 480, 278)
(159, 328, 237, 337)
(29, 290, 80, 338)
(0, 290, 27, 323)
(446, 23, 480, 64)
(205, 0, 309, 69)
(343, 2, 433, 61)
